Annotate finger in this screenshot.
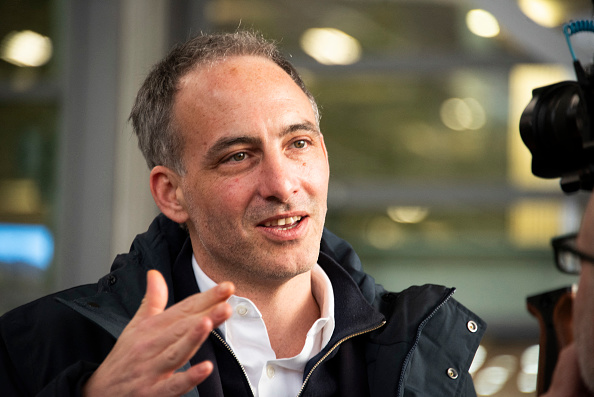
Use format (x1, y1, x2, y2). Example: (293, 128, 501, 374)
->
(141, 281, 234, 339)
(127, 282, 233, 374)
(123, 280, 233, 367)
(152, 314, 215, 374)
(132, 270, 169, 324)
(153, 300, 233, 374)
(207, 298, 234, 329)
(153, 361, 214, 396)
(174, 281, 235, 319)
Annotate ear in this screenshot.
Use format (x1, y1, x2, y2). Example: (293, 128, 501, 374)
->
(150, 166, 189, 224)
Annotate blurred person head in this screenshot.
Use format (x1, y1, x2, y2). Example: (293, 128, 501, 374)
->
(573, 193, 594, 391)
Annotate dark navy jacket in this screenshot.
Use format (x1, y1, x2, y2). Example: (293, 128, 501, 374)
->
(0, 214, 485, 396)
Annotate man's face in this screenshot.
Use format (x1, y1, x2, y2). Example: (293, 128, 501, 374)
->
(573, 193, 594, 391)
(172, 56, 329, 288)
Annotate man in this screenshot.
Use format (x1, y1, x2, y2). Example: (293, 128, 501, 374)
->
(0, 31, 485, 396)
(543, 192, 594, 397)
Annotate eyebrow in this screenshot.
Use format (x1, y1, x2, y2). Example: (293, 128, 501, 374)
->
(205, 136, 261, 163)
(204, 121, 321, 163)
(285, 121, 320, 136)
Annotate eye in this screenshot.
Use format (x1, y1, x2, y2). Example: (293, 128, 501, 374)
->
(229, 152, 247, 162)
(293, 140, 307, 149)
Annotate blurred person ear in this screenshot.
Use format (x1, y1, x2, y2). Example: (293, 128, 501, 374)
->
(150, 166, 189, 224)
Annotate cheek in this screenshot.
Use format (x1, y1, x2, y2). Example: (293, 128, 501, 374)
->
(308, 159, 330, 191)
(302, 150, 329, 176)
(214, 178, 253, 211)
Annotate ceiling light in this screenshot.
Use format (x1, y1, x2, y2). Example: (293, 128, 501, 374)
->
(518, 0, 564, 28)
(469, 345, 487, 374)
(365, 216, 403, 249)
(387, 206, 429, 224)
(300, 28, 361, 65)
(0, 30, 53, 67)
(474, 355, 517, 396)
(440, 97, 487, 131)
(520, 344, 540, 375)
(466, 9, 500, 38)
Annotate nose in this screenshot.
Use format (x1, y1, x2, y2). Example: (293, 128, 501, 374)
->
(258, 153, 299, 203)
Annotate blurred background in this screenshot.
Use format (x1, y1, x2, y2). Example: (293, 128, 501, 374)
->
(1, 0, 593, 395)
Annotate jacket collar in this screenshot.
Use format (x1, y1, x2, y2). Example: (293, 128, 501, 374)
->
(56, 214, 187, 338)
(57, 214, 385, 339)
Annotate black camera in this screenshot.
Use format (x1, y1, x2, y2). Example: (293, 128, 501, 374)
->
(519, 21, 594, 193)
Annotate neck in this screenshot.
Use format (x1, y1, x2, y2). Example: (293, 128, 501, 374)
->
(237, 271, 321, 358)
(190, 234, 322, 358)
(204, 267, 320, 358)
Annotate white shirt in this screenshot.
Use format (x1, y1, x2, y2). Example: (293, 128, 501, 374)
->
(192, 255, 335, 397)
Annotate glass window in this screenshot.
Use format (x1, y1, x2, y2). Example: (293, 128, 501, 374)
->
(0, 0, 60, 312)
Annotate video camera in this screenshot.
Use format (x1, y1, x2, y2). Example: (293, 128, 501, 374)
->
(520, 20, 594, 193)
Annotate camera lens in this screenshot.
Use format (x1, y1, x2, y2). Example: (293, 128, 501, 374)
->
(520, 81, 588, 178)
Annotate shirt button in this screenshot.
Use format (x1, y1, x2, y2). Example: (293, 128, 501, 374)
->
(236, 304, 248, 316)
(266, 365, 276, 379)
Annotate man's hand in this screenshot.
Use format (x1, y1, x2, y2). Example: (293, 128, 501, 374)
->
(83, 270, 234, 397)
(542, 343, 594, 397)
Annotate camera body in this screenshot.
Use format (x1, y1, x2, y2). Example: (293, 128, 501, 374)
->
(520, 59, 594, 193)
(520, 20, 594, 193)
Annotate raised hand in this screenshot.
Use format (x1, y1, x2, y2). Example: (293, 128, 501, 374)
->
(83, 269, 234, 397)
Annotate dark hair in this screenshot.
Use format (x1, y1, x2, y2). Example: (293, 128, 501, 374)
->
(129, 31, 319, 173)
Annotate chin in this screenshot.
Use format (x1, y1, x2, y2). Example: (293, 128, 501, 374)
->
(276, 257, 316, 277)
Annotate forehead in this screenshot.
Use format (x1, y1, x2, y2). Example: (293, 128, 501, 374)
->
(173, 56, 316, 145)
(177, 55, 305, 104)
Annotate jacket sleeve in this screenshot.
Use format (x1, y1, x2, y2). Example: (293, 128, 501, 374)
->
(1, 332, 97, 397)
(32, 362, 98, 397)
(0, 330, 29, 396)
(0, 292, 114, 396)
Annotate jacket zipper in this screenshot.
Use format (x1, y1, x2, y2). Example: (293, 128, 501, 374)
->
(211, 330, 256, 397)
(396, 289, 455, 397)
(211, 321, 387, 397)
(296, 320, 386, 397)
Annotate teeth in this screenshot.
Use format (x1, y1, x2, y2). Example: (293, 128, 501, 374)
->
(264, 216, 302, 227)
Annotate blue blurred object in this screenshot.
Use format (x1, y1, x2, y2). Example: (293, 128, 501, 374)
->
(0, 224, 54, 270)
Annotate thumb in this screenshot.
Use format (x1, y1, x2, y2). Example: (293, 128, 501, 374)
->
(133, 270, 169, 322)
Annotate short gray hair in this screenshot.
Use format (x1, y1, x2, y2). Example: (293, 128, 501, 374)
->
(129, 31, 319, 174)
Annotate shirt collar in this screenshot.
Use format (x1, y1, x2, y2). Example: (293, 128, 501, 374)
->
(191, 254, 335, 345)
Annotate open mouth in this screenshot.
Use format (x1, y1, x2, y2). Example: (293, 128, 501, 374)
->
(262, 216, 303, 231)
